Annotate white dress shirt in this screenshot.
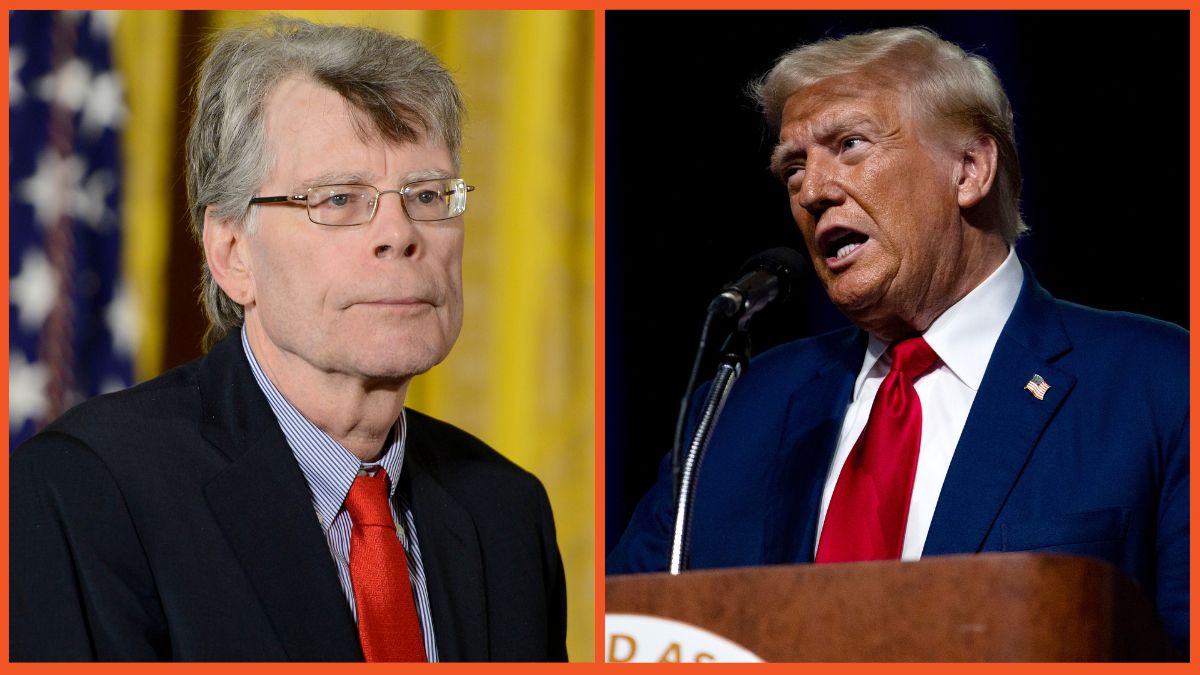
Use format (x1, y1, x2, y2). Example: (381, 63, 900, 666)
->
(814, 248, 1024, 560)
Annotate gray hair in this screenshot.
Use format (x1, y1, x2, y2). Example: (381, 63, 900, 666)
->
(752, 26, 1025, 242)
(185, 16, 464, 348)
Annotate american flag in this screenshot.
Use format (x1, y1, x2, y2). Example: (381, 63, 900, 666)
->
(1024, 373, 1050, 401)
(9, 10, 134, 450)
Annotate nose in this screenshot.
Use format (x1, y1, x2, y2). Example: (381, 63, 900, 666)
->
(795, 151, 847, 216)
(371, 190, 419, 259)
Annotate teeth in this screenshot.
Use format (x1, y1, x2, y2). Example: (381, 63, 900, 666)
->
(835, 242, 860, 259)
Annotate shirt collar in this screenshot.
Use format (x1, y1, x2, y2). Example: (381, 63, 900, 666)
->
(851, 248, 1023, 399)
(240, 326, 406, 531)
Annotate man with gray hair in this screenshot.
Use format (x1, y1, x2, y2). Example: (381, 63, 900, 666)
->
(12, 17, 567, 662)
(609, 26, 1188, 656)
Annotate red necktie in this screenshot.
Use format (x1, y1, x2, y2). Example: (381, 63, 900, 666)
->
(345, 468, 427, 662)
(815, 336, 939, 563)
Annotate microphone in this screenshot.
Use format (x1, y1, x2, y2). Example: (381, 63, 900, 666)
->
(667, 246, 808, 572)
(707, 247, 809, 323)
(670, 246, 809, 509)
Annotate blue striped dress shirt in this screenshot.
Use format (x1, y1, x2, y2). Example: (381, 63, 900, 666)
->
(240, 328, 439, 661)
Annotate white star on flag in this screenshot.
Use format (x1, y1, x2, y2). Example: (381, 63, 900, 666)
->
(36, 57, 93, 112)
(10, 351, 51, 430)
(80, 70, 126, 137)
(11, 250, 59, 332)
(18, 149, 88, 229)
(18, 149, 116, 231)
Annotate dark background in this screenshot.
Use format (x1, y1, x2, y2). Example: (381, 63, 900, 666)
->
(604, 10, 1189, 553)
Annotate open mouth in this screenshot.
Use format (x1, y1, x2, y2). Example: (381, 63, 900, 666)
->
(824, 230, 870, 260)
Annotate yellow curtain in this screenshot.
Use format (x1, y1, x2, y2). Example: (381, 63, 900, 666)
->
(113, 10, 180, 392)
(114, 10, 595, 661)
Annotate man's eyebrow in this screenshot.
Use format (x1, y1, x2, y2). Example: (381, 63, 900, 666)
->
(811, 111, 878, 141)
(295, 172, 378, 190)
(770, 143, 804, 180)
(400, 167, 454, 183)
(294, 167, 454, 192)
(770, 112, 881, 178)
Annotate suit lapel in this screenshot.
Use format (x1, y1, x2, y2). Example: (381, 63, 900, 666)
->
(404, 417, 488, 662)
(923, 267, 1077, 556)
(769, 328, 864, 564)
(198, 335, 363, 661)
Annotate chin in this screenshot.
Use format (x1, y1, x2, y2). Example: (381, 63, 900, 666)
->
(351, 335, 454, 380)
(826, 277, 880, 315)
(353, 351, 444, 381)
(826, 258, 900, 307)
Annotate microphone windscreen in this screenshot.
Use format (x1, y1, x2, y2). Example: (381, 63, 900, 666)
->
(737, 247, 809, 303)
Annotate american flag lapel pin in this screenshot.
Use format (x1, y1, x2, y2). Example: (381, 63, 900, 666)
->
(1024, 374, 1050, 400)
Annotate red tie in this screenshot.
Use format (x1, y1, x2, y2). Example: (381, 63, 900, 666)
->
(345, 468, 427, 662)
(816, 336, 939, 563)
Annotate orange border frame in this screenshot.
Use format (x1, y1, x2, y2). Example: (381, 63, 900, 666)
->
(3, 3, 1198, 673)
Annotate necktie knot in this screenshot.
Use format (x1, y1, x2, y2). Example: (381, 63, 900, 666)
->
(345, 469, 395, 528)
(888, 336, 938, 381)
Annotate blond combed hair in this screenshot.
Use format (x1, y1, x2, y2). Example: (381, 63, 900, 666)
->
(752, 26, 1025, 242)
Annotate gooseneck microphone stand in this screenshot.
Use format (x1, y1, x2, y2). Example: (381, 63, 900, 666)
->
(665, 247, 807, 575)
(668, 329, 751, 575)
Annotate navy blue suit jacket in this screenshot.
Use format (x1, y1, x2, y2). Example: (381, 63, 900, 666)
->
(609, 264, 1189, 655)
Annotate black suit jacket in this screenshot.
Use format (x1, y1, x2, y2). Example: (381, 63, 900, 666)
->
(10, 333, 568, 661)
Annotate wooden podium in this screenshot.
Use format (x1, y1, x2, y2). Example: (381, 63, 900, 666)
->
(606, 554, 1179, 661)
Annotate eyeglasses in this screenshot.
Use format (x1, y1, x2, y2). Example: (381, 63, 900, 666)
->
(248, 178, 475, 226)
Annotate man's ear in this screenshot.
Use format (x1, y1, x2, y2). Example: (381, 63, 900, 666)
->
(956, 135, 999, 210)
(202, 207, 255, 306)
